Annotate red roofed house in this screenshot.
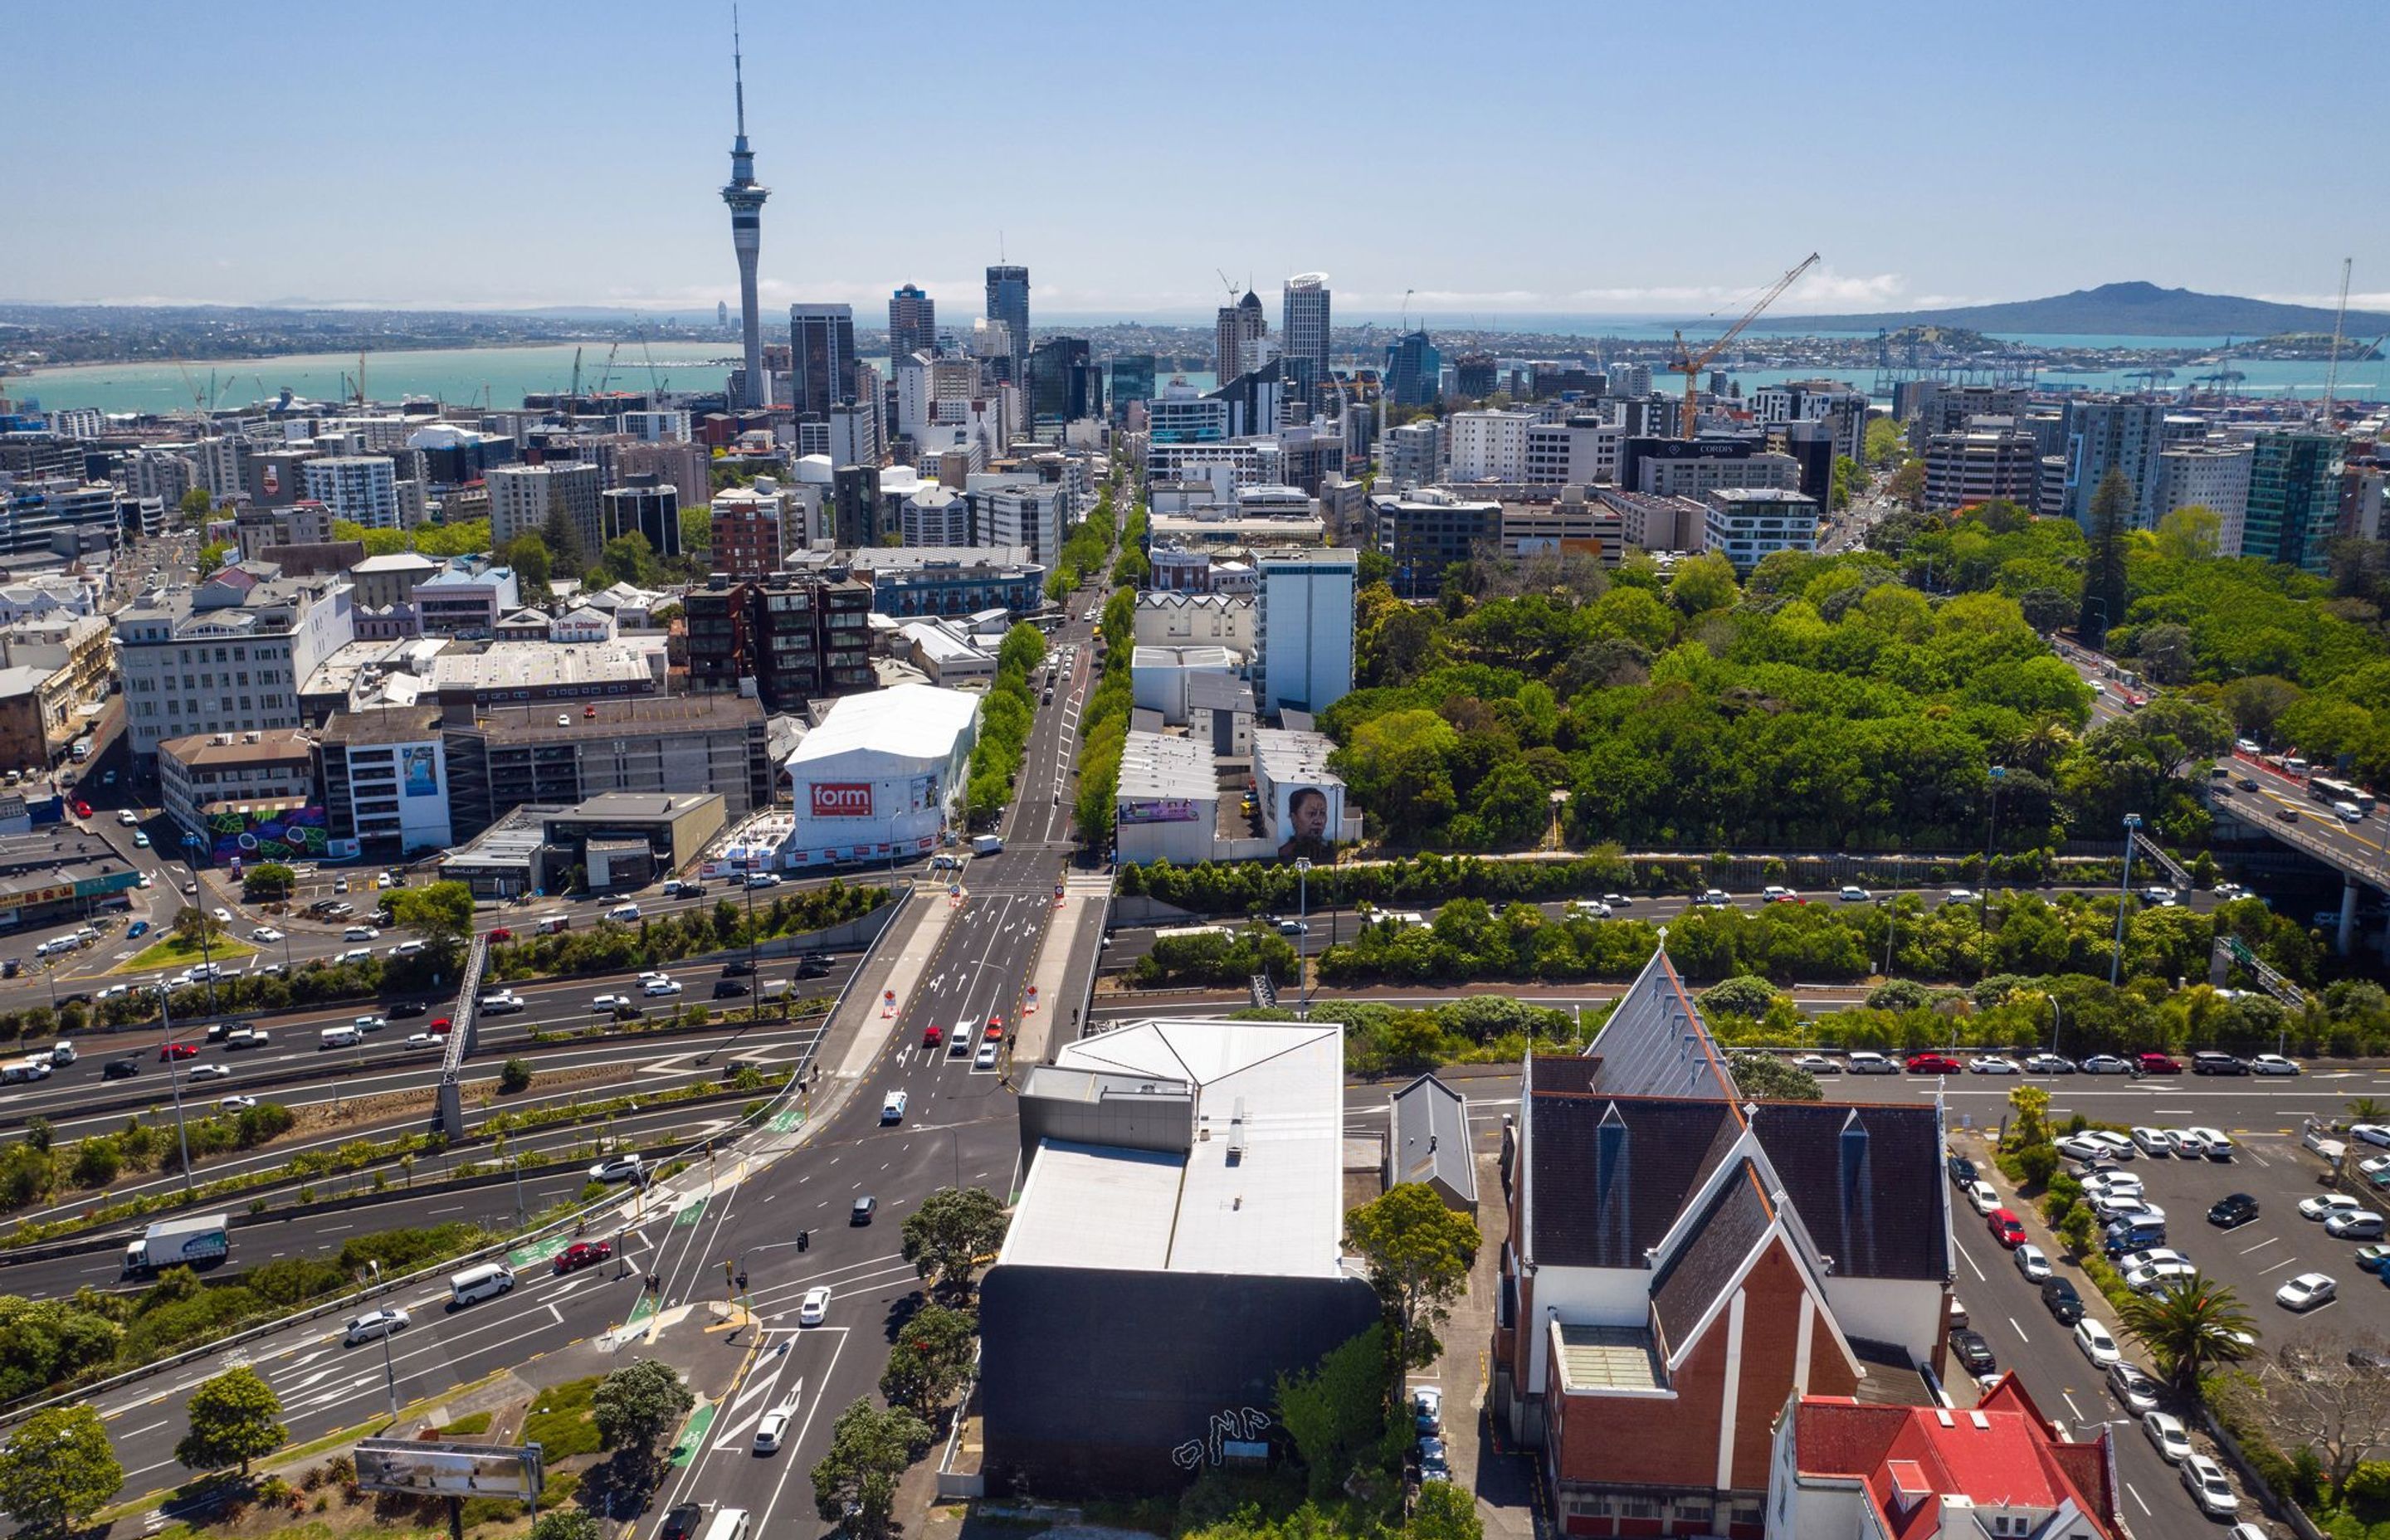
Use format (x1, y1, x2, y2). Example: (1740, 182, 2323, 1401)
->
(1494, 949, 1956, 1538)
(1763, 1376, 2124, 1540)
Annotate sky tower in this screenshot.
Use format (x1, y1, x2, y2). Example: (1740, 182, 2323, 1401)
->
(721, 12, 769, 409)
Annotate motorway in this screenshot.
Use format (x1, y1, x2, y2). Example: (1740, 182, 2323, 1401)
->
(43, 567, 1118, 1533)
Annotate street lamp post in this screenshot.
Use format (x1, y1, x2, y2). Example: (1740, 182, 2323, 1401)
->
(1293, 858, 1311, 1020)
(2044, 991, 2062, 1059)
(155, 984, 193, 1195)
(1979, 766, 2006, 967)
(2110, 814, 2143, 986)
(368, 1260, 399, 1423)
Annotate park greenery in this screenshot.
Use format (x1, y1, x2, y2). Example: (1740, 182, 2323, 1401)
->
(811, 1401, 932, 1539)
(1049, 478, 1121, 600)
(489, 884, 885, 980)
(964, 623, 1049, 826)
(0, 1404, 122, 1537)
(176, 1365, 287, 1476)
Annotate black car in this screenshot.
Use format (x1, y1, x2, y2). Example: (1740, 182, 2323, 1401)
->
(711, 979, 750, 998)
(2237, 776, 2261, 791)
(2208, 1192, 2261, 1229)
(2192, 1051, 2249, 1075)
(797, 957, 832, 979)
(851, 1196, 877, 1225)
(658, 1503, 704, 1540)
(1947, 1153, 1979, 1189)
(720, 958, 755, 977)
(2040, 1276, 2085, 1324)
(102, 1057, 140, 1080)
(1948, 1328, 1996, 1376)
(803, 951, 836, 968)
(388, 1000, 427, 1018)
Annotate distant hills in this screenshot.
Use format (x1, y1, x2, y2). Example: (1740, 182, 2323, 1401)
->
(1752, 281, 2390, 339)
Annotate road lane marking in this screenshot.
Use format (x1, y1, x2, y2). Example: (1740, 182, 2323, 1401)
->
(2006, 1317, 2029, 1343)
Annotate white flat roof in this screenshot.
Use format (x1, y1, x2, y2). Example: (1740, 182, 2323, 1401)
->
(784, 682, 978, 766)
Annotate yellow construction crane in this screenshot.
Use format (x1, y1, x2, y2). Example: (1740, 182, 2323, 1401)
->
(1669, 252, 1820, 439)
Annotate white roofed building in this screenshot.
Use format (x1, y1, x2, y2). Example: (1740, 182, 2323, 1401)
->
(778, 683, 979, 866)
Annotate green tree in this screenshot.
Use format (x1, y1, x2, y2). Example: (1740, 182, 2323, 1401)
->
(541, 504, 588, 581)
(1886, 458, 1926, 509)
(2115, 1273, 2256, 1393)
(2153, 504, 2223, 563)
(1344, 1183, 1480, 1377)
(0, 1406, 122, 1538)
(173, 904, 226, 948)
(1275, 1324, 1402, 1498)
(499, 1057, 534, 1094)
(2077, 468, 2133, 645)
(809, 1401, 929, 1538)
(1666, 552, 1740, 616)
(592, 1360, 695, 1473)
(1411, 1479, 1486, 1540)
(178, 487, 215, 522)
(241, 861, 296, 899)
(1863, 417, 1908, 469)
(383, 880, 476, 958)
(679, 504, 712, 557)
(876, 1303, 978, 1419)
(1830, 455, 1861, 512)
(2005, 1082, 2053, 1149)
(1728, 1053, 1822, 1101)
(899, 1186, 1009, 1297)
(175, 1365, 286, 1476)
(598, 531, 658, 587)
(195, 539, 235, 575)
(505, 534, 553, 597)
(529, 1510, 602, 1540)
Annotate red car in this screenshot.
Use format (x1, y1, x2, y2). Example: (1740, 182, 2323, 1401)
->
(431, 1016, 453, 1035)
(553, 1240, 612, 1274)
(923, 1024, 944, 1048)
(1988, 1208, 2027, 1248)
(984, 1016, 1005, 1043)
(2134, 1052, 2183, 1075)
(1906, 1052, 1963, 1075)
(159, 1041, 198, 1060)
(487, 928, 513, 943)
(72, 801, 93, 819)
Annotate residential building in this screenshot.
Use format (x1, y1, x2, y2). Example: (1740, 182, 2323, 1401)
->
(486, 461, 602, 553)
(1764, 1378, 2124, 1540)
(602, 475, 682, 558)
(684, 578, 756, 694)
(2061, 397, 2168, 530)
(612, 439, 710, 505)
(1921, 422, 2042, 513)
(1703, 487, 1822, 573)
(315, 706, 453, 855)
(1134, 592, 1254, 655)
(1524, 416, 1622, 486)
(1216, 289, 1269, 383)
(299, 456, 400, 530)
(752, 570, 873, 706)
(1622, 437, 1802, 500)
(712, 478, 798, 578)
(2241, 430, 2344, 573)
(1749, 379, 1867, 462)
(1254, 548, 1356, 717)
(1448, 408, 1539, 481)
(789, 303, 858, 419)
(1381, 418, 1444, 492)
(984, 264, 1030, 383)
(900, 486, 970, 547)
(1906, 383, 2029, 447)
(1368, 488, 1501, 595)
(1495, 949, 1952, 1536)
(413, 560, 520, 636)
(2155, 440, 2254, 553)
(115, 572, 354, 764)
(888, 284, 935, 363)
(844, 545, 1048, 618)
(966, 475, 1066, 564)
(1280, 273, 1332, 406)
(443, 694, 772, 840)
(158, 728, 320, 856)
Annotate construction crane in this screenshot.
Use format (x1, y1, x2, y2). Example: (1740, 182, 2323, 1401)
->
(2321, 256, 2353, 426)
(1669, 252, 1819, 439)
(568, 345, 584, 399)
(593, 341, 622, 396)
(641, 340, 666, 397)
(1215, 269, 1241, 305)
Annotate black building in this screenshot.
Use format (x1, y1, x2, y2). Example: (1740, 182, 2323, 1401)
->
(602, 475, 681, 558)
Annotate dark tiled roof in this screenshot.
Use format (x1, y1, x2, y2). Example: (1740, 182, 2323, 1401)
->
(1528, 1091, 1738, 1269)
(1750, 1102, 1946, 1282)
(1650, 1159, 1773, 1357)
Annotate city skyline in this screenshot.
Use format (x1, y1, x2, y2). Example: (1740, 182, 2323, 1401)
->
(3, 1, 2387, 319)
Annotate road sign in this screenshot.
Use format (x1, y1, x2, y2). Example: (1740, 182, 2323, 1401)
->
(881, 988, 897, 1018)
(1025, 985, 1037, 1015)
(355, 1440, 542, 1502)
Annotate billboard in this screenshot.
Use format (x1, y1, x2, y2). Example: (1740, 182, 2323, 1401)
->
(1272, 782, 1342, 860)
(1119, 798, 1202, 825)
(354, 1439, 543, 1502)
(810, 782, 875, 818)
(205, 804, 330, 865)
(403, 743, 439, 797)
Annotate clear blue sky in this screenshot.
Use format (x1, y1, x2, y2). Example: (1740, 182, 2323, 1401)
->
(7, 0, 2384, 321)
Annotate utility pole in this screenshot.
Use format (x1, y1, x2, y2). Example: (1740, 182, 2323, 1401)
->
(2110, 814, 2142, 986)
(1293, 858, 1312, 1020)
(156, 984, 193, 1194)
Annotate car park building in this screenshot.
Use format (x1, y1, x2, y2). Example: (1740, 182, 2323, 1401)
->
(981, 1017, 1380, 1494)
(441, 694, 773, 842)
(314, 705, 453, 855)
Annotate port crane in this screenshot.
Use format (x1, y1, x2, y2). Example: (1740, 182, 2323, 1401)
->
(1668, 253, 1818, 439)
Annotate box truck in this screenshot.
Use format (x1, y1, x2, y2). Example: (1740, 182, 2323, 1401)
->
(124, 1214, 231, 1275)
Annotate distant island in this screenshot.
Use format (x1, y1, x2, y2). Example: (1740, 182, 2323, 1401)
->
(1753, 280, 2390, 339)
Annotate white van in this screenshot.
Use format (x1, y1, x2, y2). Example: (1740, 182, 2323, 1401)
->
(447, 1262, 516, 1306)
(698, 1510, 750, 1540)
(607, 903, 641, 923)
(319, 1026, 360, 1050)
(49, 1040, 75, 1065)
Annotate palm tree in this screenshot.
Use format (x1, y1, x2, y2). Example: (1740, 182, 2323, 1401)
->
(2348, 1097, 2388, 1127)
(2117, 1274, 2256, 1393)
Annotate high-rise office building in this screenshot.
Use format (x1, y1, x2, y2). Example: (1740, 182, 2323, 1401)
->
(1280, 274, 1331, 407)
(1027, 337, 1092, 425)
(720, 22, 769, 409)
(789, 305, 857, 419)
(487, 462, 602, 553)
(602, 475, 681, 558)
(1216, 289, 1268, 383)
(2241, 431, 2343, 574)
(889, 285, 935, 363)
(2061, 397, 2168, 530)
(1109, 354, 1156, 419)
(1386, 330, 1441, 408)
(985, 265, 1030, 384)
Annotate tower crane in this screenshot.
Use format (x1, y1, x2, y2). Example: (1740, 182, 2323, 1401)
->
(593, 341, 622, 395)
(1668, 253, 1819, 439)
(2321, 256, 2353, 426)
(1216, 269, 1241, 304)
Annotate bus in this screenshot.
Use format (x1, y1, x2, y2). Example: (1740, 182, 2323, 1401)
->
(1152, 924, 1233, 943)
(2309, 776, 2376, 814)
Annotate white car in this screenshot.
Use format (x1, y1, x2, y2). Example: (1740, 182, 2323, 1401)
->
(2082, 1172, 2144, 1198)
(880, 1090, 909, 1124)
(2083, 1129, 2137, 1158)
(797, 1285, 832, 1327)
(2275, 1272, 2336, 1311)
(1968, 1055, 2020, 1075)
(2352, 1124, 2390, 1148)
(354, 1014, 387, 1032)
(1945, 888, 1980, 903)
(2181, 1455, 2240, 1518)
(343, 925, 379, 941)
(212, 906, 232, 924)
(974, 1041, 1000, 1070)
(95, 984, 130, 1001)
(2115, 1247, 2188, 1274)
(2012, 1244, 2051, 1283)
(389, 939, 425, 958)
(2249, 1054, 2301, 1075)
(480, 992, 524, 1013)
(117, 809, 139, 826)
(641, 976, 682, 997)
(343, 1307, 410, 1346)
(753, 1406, 792, 1453)
(187, 1063, 232, 1079)
(2168, 1128, 2212, 1158)
(2184, 1126, 2235, 1157)
(607, 903, 642, 923)
(2129, 1126, 2175, 1156)
(2125, 1260, 2199, 1294)
(2300, 1194, 2365, 1221)
(2109, 1359, 2163, 1416)
(2143, 1411, 2192, 1464)
(1966, 1181, 2002, 1216)
(403, 1032, 441, 1050)
(592, 993, 632, 1012)
(2073, 1318, 2121, 1367)
(219, 1094, 258, 1112)
(2055, 1134, 2114, 1162)
(250, 927, 282, 943)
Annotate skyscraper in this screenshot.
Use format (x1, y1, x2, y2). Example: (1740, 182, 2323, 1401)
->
(2241, 431, 2343, 574)
(719, 17, 770, 410)
(1281, 273, 1331, 407)
(1386, 330, 1441, 408)
(985, 265, 1030, 384)
(889, 285, 935, 363)
(789, 305, 857, 418)
(1216, 288, 1267, 383)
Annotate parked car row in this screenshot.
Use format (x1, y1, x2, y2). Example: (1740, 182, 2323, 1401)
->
(1794, 1049, 2300, 1077)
